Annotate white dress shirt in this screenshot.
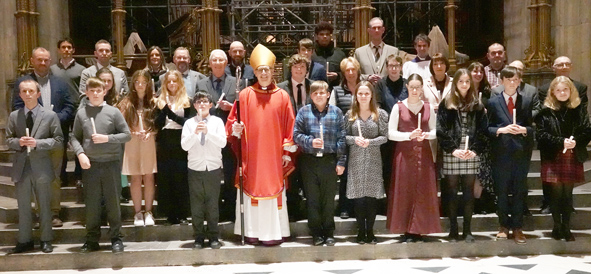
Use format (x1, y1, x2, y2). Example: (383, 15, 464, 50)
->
(181, 114, 227, 171)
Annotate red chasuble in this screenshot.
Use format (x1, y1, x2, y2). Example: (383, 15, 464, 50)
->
(226, 83, 296, 205)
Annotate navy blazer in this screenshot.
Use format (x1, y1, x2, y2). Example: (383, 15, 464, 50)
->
(486, 92, 535, 157)
(13, 74, 75, 136)
(284, 61, 328, 83)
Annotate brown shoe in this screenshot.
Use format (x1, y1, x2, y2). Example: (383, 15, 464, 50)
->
(513, 228, 526, 244)
(52, 216, 63, 227)
(496, 227, 509, 240)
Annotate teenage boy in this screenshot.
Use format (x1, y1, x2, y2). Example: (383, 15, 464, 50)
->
(181, 92, 227, 249)
(293, 80, 346, 246)
(486, 66, 535, 244)
(70, 77, 131, 253)
(7, 79, 64, 253)
(291, 38, 327, 82)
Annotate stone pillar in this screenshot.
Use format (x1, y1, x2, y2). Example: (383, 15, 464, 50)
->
(112, 0, 127, 71)
(445, 0, 457, 74)
(198, 0, 222, 57)
(353, 0, 374, 48)
(523, 0, 554, 87)
(15, 0, 34, 76)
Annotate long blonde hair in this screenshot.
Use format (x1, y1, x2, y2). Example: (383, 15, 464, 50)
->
(544, 76, 581, 110)
(349, 80, 379, 121)
(156, 70, 191, 110)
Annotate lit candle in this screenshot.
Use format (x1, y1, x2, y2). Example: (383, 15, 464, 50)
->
(90, 117, 97, 134)
(356, 120, 363, 138)
(417, 113, 422, 129)
(464, 136, 469, 151)
(563, 136, 574, 153)
(138, 111, 144, 132)
(25, 128, 31, 154)
(513, 111, 516, 125)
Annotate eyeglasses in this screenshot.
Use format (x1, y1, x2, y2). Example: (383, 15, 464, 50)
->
(195, 100, 210, 104)
(553, 62, 572, 68)
(408, 85, 422, 90)
(256, 67, 271, 74)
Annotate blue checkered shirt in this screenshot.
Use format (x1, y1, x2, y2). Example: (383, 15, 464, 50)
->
(293, 103, 347, 166)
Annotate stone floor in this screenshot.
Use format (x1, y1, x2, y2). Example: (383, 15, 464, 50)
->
(3, 254, 591, 274)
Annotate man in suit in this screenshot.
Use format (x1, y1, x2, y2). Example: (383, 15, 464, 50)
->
(492, 60, 541, 118)
(196, 49, 239, 221)
(79, 39, 129, 97)
(13, 47, 75, 227)
(225, 41, 256, 83)
(537, 56, 588, 214)
(278, 54, 313, 221)
(487, 66, 535, 244)
(354, 17, 400, 84)
(160, 47, 206, 98)
(7, 79, 64, 253)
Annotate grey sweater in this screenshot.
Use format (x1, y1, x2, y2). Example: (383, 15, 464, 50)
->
(70, 103, 131, 162)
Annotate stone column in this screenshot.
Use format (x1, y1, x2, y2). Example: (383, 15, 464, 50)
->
(353, 0, 374, 48)
(198, 0, 222, 57)
(15, 0, 34, 76)
(112, 0, 127, 71)
(523, 0, 554, 87)
(445, 0, 457, 74)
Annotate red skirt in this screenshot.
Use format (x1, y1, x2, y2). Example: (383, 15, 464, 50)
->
(541, 150, 584, 184)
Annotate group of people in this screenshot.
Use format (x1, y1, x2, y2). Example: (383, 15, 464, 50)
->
(7, 17, 591, 255)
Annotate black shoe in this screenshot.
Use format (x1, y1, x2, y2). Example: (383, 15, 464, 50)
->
(564, 230, 575, 242)
(81, 241, 100, 253)
(193, 238, 204, 249)
(356, 233, 366, 244)
(40, 241, 53, 253)
(551, 227, 562, 240)
(325, 237, 336, 246)
(167, 217, 180, 225)
(11, 241, 34, 254)
(523, 208, 532, 216)
(540, 205, 551, 214)
(340, 211, 350, 219)
(313, 236, 324, 246)
(209, 238, 222, 249)
(448, 230, 459, 242)
(367, 233, 378, 245)
(111, 239, 124, 253)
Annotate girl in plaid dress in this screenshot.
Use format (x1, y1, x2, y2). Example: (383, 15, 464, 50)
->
(535, 76, 591, 242)
(436, 69, 488, 242)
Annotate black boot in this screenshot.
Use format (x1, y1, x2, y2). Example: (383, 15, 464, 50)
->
(448, 220, 459, 241)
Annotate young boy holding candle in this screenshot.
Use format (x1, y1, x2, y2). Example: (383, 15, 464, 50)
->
(181, 92, 227, 249)
(70, 77, 131, 253)
(293, 81, 346, 246)
(486, 66, 535, 244)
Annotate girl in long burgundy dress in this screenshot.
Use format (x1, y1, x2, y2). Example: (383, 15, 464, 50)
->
(387, 73, 441, 242)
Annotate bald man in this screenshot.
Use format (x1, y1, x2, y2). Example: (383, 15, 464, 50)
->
(538, 56, 588, 112)
(225, 41, 256, 82)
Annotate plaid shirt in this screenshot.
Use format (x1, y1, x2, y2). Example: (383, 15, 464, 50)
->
(294, 103, 347, 166)
(485, 65, 503, 88)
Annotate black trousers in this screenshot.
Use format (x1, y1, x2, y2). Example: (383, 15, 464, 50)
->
(188, 168, 222, 240)
(492, 152, 530, 229)
(83, 160, 122, 242)
(286, 153, 306, 220)
(300, 153, 338, 238)
(220, 145, 237, 220)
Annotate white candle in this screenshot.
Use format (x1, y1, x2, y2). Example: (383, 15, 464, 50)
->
(216, 92, 226, 108)
(417, 113, 422, 129)
(317, 123, 324, 157)
(464, 136, 469, 151)
(50, 104, 54, 110)
(90, 117, 97, 134)
(25, 128, 31, 153)
(478, 92, 482, 103)
(563, 136, 574, 153)
(513, 111, 516, 125)
(138, 111, 144, 132)
(151, 79, 155, 93)
(197, 109, 203, 122)
(356, 120, 363, 138)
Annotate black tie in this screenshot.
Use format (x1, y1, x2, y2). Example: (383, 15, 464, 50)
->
(215, 79, 222, 96)
(26, 111, 33, 133)
(296, 83, 303, 108)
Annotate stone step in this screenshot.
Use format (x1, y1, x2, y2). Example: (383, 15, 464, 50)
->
(2, 208, 591, 245)
(2, 229, 591, 272)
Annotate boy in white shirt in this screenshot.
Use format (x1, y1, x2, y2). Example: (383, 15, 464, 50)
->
(181, 91, 227, 249)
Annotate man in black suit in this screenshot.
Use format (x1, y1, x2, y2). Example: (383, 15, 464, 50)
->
(537, 56, 588, 214)
(196, 49, 240, 221)
(13, 47, 74, 227)
(492, 60, 541, 118)
(277, 54, 313, 221)
(284, 38, 327, 83)
(487, 66, 535, 245)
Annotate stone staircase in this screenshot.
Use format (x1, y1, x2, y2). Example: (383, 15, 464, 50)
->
(2, 149, 591, 271)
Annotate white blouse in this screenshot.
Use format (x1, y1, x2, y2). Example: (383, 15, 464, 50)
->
(388, 99, 437, 141)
